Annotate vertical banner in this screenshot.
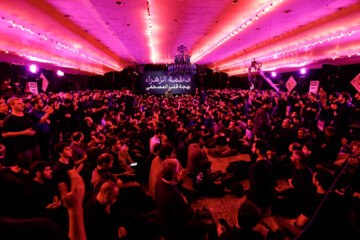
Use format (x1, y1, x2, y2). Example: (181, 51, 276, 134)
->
(40, 73, 49, 92)
(309, 80, 320, 94)
(351, 73, 360, 93)
(286, 76, 297, 92)
(24, 82, 38, 94)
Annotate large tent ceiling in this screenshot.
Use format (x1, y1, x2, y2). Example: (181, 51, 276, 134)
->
(0, 0, 359, 75)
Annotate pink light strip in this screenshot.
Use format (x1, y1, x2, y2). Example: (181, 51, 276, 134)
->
(227, 46, 360, 76)
(1, 16, 121, 71)
(146, 0, 157, 63)
(192, 0, 284, 63)
(0, 48, 105, 75)
(219, 28, 360, 71)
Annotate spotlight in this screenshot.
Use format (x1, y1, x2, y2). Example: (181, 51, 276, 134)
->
(271, 71, 277, 77)
(29, 64, 38, 74)
(57, 70, 64, 76)
(300, 68, 307, 75)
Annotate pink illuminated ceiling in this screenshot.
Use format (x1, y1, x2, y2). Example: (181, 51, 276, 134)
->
(0, 0, 359, 75)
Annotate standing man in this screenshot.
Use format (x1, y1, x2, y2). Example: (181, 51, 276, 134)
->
(150, 129, 162, 153)
(2, 97, 40, 168)
(247, 140, 273, 209)
(332, 92, 352, 137)
(247, 140, 280, 233)
(252, 98, 271, 140)
(30, 99, 53, 162)
(0, 101, 9, 144)
(302, 93, 319, 131)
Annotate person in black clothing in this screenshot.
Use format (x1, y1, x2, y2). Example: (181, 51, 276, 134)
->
(124, 90, 135, 116)
(274, 150, 314, 216)
(0, 101, 8, 128)
(2, 97, 40, 168)
(274, 118, 293, 155)
(318, 126, 341, 168)
(219, 200, 264, 240)
(1, 169, 87, 240)
(333, 92, 352, 138)
(52, 143, 76, 187)
(30, 98, 53, 162)
(289, 169, 349, 240)
(302, 93, 319, 131)
(22, 161, 60, 218)
(288, 91, 302, 116)
(91, 92, 108, 124)
(247, 140, 273, 209)
(252, 99, 271, 140)
(247, 140, 280, 233)
(0, 102, 9, 155)
(58, 99, 77, 136)
(0, 161, 28, 218)
(84, 181, 126, 240)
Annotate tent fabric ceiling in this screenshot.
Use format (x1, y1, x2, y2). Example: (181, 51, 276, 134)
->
(0, 0, 359, 75)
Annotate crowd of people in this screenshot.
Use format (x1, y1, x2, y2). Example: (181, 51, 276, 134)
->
(0, 87, 359, 239)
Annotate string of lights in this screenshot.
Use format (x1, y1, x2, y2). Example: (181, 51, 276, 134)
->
(146, 0, 157, 63)
(0, 16, 121, 73)
(0, 47, 104, 75)
(191, 0, 284, 63)
(219, 28, 360, 71)
(227, 45, 360, 76)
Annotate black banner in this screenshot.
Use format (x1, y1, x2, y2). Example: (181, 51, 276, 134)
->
(140, 71, 196, 94)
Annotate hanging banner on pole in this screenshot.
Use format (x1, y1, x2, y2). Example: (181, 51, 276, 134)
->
(286, 76, 297, 92)
(309, 81, 320, 94)
(351, 73, 360, 93)
(40, 73, 49, 92)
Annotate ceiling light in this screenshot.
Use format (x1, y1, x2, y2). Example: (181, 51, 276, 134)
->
(29, 64, 38, 74)
(57, 70, 64, 76)
(300, 68, 307, 74)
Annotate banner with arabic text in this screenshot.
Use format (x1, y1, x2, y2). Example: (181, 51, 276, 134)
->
(140, 71, 196, 94)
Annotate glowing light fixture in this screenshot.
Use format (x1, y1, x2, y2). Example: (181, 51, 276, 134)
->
(300, 68, 307, 74)
(57, 70, 64, 76)
(271, 72, 277, 77)
(29, 64, 38, 73)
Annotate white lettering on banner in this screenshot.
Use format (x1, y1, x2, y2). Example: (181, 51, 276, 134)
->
(145, 84, 191, 91)
(146, 75, 191, 84)
(168, 76, 191, 83)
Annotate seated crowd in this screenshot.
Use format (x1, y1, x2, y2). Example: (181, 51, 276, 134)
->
(0, 88, 359, 239)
